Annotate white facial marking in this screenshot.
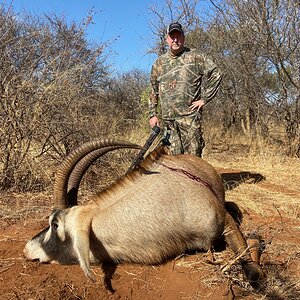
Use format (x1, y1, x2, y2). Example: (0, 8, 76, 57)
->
(43, 226, 52, 243)
(24, 239, 51, 263)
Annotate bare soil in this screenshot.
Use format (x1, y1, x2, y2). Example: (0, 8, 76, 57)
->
(0, 147, 299, 300)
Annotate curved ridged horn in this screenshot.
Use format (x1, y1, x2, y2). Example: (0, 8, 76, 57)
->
(66, 146, 125, 206)
(53, 139, 141, 208)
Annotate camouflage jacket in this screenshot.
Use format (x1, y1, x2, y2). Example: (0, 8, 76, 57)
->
(149, 47, 222, 120)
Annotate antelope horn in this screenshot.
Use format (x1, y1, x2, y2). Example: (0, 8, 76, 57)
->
(67, 146, 127, 206)
(53, 139, 141, 208)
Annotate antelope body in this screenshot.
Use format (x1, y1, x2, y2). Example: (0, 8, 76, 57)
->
(24, 140, 263, 288)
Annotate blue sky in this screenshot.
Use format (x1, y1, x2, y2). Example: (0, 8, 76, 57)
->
(9, 0, 210, 73)
(10, 0, 159, 73)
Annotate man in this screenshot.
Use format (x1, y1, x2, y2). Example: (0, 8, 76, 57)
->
(149, 22, 222, 157)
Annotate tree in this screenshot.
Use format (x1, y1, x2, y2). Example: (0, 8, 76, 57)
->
(0, 5, 110, 190)
(208, 0, 300, 153)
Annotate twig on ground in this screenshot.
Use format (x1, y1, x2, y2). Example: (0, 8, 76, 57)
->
(221, 246, 250, 273)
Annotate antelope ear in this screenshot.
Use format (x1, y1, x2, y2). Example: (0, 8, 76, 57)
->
(73, 229, 95, 282)
(51, 208, 60, 214)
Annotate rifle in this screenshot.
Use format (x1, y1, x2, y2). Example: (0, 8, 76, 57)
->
(126, 126, 161, 173)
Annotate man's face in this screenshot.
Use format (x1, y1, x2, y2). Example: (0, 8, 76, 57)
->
(166, 30, 185, 55)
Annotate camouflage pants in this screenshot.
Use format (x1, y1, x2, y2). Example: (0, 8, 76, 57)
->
(162, 114, 205, 157)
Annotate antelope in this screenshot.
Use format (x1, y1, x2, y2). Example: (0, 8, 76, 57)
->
(24, 139, 263, 290)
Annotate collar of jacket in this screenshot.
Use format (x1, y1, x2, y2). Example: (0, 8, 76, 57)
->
(167, 47, 191, 59)
(168, 48, 185, 59)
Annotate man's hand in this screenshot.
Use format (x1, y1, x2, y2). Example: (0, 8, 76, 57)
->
(149, 116, 159, 128)
(190, 99, 205, 111)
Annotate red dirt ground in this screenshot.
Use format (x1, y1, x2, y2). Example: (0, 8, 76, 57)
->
(0, 155, 299, 299)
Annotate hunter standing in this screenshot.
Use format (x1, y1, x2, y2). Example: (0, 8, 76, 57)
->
(149, 22, 222, 157)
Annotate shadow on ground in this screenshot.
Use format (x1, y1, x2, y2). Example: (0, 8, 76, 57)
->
(221, 171, 265, 191)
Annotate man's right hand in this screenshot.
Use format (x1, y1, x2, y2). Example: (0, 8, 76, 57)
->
(149, 116, 159, 128)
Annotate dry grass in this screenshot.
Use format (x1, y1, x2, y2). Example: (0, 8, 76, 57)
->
(206, 142, 300, 214)
(0, 192, 52, 227)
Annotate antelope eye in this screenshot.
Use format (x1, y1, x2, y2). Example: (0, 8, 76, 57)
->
(52, 223, 59, 229)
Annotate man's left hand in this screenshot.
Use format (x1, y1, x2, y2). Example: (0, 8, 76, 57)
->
(189, 99, 205, 111)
